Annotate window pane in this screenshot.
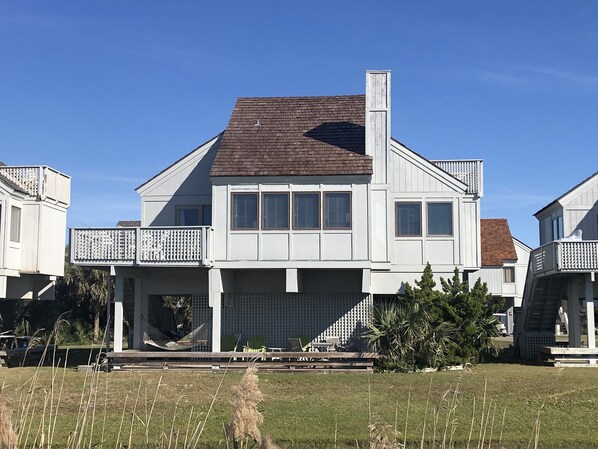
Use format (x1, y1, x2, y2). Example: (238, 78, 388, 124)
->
(232, 194, 258, 229)
(263, 193, 289, 229)
(177, 207, 200, 226)
(396, 203, 421, 236)
(325, 192, 351, 229)
(427, 203, 453, 236)
(503, 267, 515, 283)
(293, 193, 320, 229)
(202, 205, 212, 226)
(10, 206, 21, 243)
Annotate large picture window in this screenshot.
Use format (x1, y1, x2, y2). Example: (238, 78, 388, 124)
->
(176, 205, 212, 226)
(262, 193, 289, 230)
(324, 192, 351, 229)
(427, 202, 453, 236)
(10, 206, 21, 243)
(293, 193, 320, 229)
(395, 202, 421, 236)
(231, 193, 258, 230)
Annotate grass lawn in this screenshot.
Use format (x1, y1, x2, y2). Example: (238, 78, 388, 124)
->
(1, 359, 598, 448)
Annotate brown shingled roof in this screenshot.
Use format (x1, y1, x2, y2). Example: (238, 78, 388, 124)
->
(480, 219, 518, 266)
(116, 220, 141, 227)
(210, 95, 373, 177)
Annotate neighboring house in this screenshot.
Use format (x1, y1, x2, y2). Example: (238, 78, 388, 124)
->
(469, 219, 531, 335)
(70, 71, 485, 352)
(515, 171, 598, 360)
(0, 163, 71, 300)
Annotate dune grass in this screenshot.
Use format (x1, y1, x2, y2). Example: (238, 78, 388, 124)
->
(1, 358, 597, 448)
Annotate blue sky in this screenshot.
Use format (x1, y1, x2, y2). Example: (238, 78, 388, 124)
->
(1, 1, 597, 247)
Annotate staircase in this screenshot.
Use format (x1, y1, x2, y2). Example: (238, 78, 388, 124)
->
(515, 268, 567, 359)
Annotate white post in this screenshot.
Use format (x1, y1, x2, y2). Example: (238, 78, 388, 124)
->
(568, 277, 581, 348)
(209, 269, 222, 352)
(286, 268, 299, 293)
(585, 273, 595, 349)
(114, 276, 124, 352)
(133, 277, 143, 349)
(362, 268, 371, 294)
(0, 276, 6, 299)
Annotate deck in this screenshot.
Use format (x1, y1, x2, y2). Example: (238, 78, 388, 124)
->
(538, 346, 598, 367)
(531, 240, 598, 276)
(107, 350, 379, 372)
(70, 226, 213, 267)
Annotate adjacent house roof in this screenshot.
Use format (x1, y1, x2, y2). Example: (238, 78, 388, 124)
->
(480, 219, 517, 266)
(116, 220, 141, 227)
(210, 95, 373, 177)
(534, 170, 598, 217)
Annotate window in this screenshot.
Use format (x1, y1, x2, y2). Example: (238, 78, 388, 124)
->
(176, 206, 200, 226)
(503, 267, 515, 283)
(262, 193, 289, 230)
(324, 192, 351, 229)
(10, 206, 21, 243)
(176, 205, 212, 226)
(293, 193, 320, 229)
(395, 202, 421, 236)
(231, 193, 258, 230)
(551, 215, 563, 241)
(427, 202, 453, 236)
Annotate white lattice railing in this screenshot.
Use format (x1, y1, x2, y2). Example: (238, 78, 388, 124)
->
(0, 165, 70, 206)
(530, 240, 598, 275)
(70, 227, 213, 266)
(432, 160, 483, 196)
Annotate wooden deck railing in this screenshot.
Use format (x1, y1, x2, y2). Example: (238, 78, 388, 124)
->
(431, 160, 483, 196)
(70, 226, 213, 267)
(0, 165, 70, 206)
(531, 240, 598, 275)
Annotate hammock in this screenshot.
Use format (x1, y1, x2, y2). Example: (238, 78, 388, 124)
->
(143, 320, 209, 351)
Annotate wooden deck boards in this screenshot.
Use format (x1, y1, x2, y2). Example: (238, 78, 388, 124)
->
(107, 350, 378, 372)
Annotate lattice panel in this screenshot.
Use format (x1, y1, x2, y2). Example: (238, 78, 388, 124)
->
(191, 294, 212, 351)
(432, 160, 481, 194)
(0, 166, 41, 197)
(138, 228, 202, 263)
(523, 333, 555, 359)
(73, 229, 136, 263)
(221, 293, 372, 351)
(560, 242, 598, 271)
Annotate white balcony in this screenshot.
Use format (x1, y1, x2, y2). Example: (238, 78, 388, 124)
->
(531, 241, 598, 276)
(431, 160, 483, 196)
(0, 165, 71, 207)
(70, 227, 213, 267)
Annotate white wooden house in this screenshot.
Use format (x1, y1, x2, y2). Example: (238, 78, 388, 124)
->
(70, 71, 486, 352)
(469, 219, 531, 334)
(515, 171, 598, 362)
(0, 163, 71, 300)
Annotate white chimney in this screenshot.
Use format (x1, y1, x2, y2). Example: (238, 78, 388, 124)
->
(365, 70, 391, 184)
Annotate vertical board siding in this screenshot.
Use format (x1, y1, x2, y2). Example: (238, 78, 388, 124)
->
(221, 293, 372, 351)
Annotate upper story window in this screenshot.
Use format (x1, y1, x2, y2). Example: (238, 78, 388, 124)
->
(503, 266, 515, 283)
(395, 202, 421, 236)
(427, 202, 453, 236)
(293, 193, 320, 230)
(262, 193, 289, 230)
(324, 192, 351, 229)
(232, 193, 258, 230)
(176, 205, 212, 226)
(551, 215, 563, 241)
(10, 206, 21, 243)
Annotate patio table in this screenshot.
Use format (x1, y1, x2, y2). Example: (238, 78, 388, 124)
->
(311, 342, 335, 352)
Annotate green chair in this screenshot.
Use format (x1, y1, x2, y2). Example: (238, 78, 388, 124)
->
(221, 334, 238, 352)
(243, 335, 266, 352)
